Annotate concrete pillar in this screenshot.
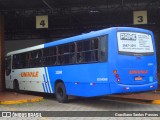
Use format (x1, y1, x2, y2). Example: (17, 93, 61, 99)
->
(0, 16, 5, 91)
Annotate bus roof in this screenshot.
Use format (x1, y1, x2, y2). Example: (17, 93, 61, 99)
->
(6, 27, 151, 56)
(44, 27, 113, 48)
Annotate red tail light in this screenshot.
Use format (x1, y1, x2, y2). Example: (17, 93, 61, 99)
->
(114, 70, 120, 82)
(115, 74, 119, 78)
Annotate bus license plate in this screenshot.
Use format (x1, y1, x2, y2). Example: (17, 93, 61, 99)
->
(135, 76, 142, 81)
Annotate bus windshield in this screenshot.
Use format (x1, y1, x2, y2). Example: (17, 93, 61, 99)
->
(117, 32, 154, 56)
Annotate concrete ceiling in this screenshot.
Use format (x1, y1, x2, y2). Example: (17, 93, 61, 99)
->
(0, 0, 159, 40)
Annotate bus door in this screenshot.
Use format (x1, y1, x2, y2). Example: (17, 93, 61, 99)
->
(5, 56, 12, 81)
(116, 31, 155, 85)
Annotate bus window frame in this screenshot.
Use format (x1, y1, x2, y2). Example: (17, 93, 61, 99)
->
(10, 35, 108, 69)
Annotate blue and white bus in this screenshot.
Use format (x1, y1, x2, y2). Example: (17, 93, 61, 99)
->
(5, 27, 158, 103)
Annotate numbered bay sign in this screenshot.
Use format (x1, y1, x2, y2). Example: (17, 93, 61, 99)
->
(133, 11, 147, 24)
(36, 15, 48, 29)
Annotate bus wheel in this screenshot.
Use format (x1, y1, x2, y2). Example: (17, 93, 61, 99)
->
(13, 80, 19, 93)
(55, 82, 68, 103)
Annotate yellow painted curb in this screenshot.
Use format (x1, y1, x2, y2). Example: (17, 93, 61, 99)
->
(151, 100, 160, 104)
(0, 97, 43, 105)
(105, 97, 160, 105)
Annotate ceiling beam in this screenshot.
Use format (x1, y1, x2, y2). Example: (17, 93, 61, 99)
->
(41, 0, 53, 11)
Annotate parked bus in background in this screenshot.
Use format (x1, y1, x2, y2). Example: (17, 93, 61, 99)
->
(5, 27, 158, 103)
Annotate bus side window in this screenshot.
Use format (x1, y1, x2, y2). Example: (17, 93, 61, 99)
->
(25, 52, 30, 68)
(64, 43, 76, 64)
(98, 35, 107, 62)
(83, 40, 90, 51)
(43, 47, 57, 66)
(77, 38, 99, 63)
(56, 43, 76, 65)
(77, 41, 85, 63)
(43, 48, 49, 66)
(37, 49, 43, 66)
(58, 45, 64, 65)
(28, 52, 32, 68)
(13, 54, 21, 69)
(12, 55, 16, 69)
(69, 43, 76, 64)
(21, 53, 26, 68)
(29, 51, 35, 68)
(5, 56, 11, 76)
(77, 40, 90, 63)
(56, 47, 60, 65)
(34, 49, 43, 67)
(91, 38, 99, 62)
(49, 47, 56, 65)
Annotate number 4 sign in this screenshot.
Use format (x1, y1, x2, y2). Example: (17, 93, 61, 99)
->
(36, 15, 48, 29)
(133, 11, 147, 25)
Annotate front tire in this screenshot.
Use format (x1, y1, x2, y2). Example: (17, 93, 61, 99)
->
(55, 82, 68, 103)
